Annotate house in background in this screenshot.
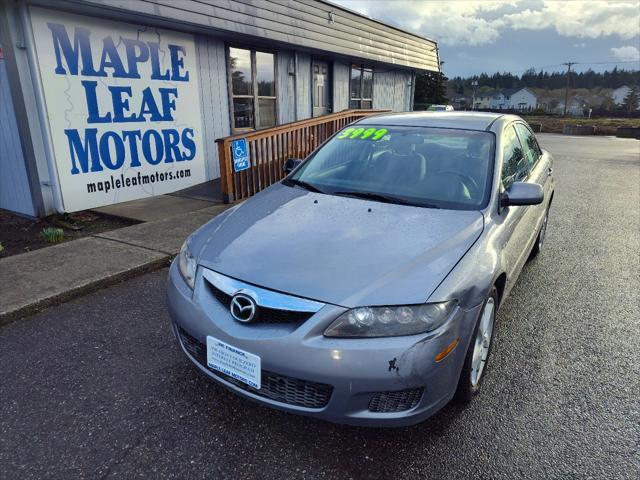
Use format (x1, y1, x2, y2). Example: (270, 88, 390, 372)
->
(473, 93, 492, 110)
(490, 88, 537, 111)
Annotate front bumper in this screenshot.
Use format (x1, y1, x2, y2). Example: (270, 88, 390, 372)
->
(167, 261, 483, 427)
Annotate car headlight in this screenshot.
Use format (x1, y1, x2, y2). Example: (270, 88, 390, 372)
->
(178, 241, 197, 289)
(324, 301, 457, 338)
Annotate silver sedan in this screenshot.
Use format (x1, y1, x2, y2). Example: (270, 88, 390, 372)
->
(167, 112, 554, 426)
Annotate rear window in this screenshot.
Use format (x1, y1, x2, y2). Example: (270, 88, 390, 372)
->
(289, 125, 495, 210)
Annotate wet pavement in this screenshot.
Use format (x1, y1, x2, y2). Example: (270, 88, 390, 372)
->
(1, 134, 638, 479)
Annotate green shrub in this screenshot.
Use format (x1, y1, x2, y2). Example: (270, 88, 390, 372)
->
(40, 227, 64, 243)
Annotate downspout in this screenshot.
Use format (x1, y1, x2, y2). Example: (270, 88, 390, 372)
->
(18, 3, 65, 213)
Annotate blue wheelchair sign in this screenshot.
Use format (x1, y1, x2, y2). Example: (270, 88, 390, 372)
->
(232, 138, 250, 172)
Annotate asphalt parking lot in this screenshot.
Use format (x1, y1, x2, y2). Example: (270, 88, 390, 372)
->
(1, 134, 639, 479)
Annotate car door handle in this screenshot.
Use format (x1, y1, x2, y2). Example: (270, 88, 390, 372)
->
(548, 167, 553, 176)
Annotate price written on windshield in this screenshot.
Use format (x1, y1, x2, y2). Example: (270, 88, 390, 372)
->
(337, 127, 388, 141)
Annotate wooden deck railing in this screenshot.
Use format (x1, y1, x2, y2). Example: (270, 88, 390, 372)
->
(216, 109, 391, 203)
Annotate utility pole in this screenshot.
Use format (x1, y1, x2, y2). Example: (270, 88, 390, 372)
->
(563, 62, 575, 117)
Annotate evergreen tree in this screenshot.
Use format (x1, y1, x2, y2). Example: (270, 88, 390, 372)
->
(623, 87, 639, 113)
(447, 68, 639, 91)
(414, 70, 449, 107)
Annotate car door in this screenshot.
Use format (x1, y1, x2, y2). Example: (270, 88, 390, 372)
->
(514, 123, 551, 247)
(498, 124, 532, 281)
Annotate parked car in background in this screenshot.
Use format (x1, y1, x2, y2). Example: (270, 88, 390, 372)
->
(167, 112, 555, 426)
(427, 104, 455, 111)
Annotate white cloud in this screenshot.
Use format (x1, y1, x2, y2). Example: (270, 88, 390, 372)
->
(334, 0, 640, 46)
(573, 43, 587, 48)
(334, 1, 514, 46)
(611, 45, 640, 61)
(505, 1, 640, 39)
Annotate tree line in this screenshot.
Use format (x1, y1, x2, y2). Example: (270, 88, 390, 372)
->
(449, 67, 639, 94)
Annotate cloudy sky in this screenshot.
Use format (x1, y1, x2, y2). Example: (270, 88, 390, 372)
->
(332, 0, 640, 78)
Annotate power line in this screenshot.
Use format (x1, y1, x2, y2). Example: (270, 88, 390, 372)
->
(532, 59, 639, 72)
(573, 60, 640, 65)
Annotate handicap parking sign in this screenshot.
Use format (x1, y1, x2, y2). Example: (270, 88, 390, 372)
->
(232, 139, 250, 172)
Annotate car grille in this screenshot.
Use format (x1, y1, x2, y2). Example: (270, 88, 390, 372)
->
(207, 283, 314, 324)
(368, 388, 424, 413)
(176, 326, 333, 409)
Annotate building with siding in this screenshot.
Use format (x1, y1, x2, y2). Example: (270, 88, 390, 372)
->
(490, 88, 538, 111)
(473, 93, 493, 110)
(0, 0, 439, 217)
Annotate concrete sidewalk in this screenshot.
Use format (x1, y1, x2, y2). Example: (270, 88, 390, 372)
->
(0, 204, 231, 323)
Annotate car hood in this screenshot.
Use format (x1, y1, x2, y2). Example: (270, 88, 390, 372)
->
(196, 184, 484, 308)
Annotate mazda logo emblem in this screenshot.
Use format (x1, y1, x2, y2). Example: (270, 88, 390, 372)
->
(230, 293, 257, 323)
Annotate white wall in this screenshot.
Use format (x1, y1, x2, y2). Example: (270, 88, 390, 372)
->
(490, 90, 537, 110)
(296, 53, 312, 120)
(277, 51, 296, 124)
(509, 89, 537, 110)
(475, 97, 492, 109)
(195, 35, 231, 181)
(373, 68, 412, 112)
(333, 60, 350, 112)
(490, 94, 505, 109)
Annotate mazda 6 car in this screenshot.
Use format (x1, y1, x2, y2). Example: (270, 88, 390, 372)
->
(167, 112, 554, 427)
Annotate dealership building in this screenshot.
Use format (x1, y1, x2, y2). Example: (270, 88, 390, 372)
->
(0, 0, 439, 217)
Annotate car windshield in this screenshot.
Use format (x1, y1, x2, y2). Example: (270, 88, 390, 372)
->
(286, 125, 495, 210)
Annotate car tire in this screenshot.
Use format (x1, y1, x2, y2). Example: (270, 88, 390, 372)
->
(454, 287, 498, 404)
(529, 205, 550, 259)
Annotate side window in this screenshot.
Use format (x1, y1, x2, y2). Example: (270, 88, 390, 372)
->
(515, 123, 542, 169)
(228, 47, 276, 131)
(350, 65, 373, 109)
(501, 126, 529, 188)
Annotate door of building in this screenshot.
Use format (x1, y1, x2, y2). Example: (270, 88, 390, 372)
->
(312, 60, 332, 117)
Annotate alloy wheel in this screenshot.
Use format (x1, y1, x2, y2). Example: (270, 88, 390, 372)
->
(470, 297, 495, 387)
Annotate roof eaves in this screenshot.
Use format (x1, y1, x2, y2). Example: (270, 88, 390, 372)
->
(319, 0, 437, 44)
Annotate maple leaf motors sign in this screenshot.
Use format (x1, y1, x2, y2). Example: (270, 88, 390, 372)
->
(29, 7, 207, 212)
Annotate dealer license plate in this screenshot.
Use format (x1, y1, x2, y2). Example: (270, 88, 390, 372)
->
(206, 336, 261, 389)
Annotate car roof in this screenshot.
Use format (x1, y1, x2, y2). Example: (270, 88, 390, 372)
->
(357, 111, 521, 131)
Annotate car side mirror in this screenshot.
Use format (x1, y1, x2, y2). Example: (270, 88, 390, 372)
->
(283, 158, 303, 175)
(501, 182, 544, 207)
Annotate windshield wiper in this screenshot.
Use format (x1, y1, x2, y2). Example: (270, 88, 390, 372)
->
(334, 191, 440, 208)
(334, 191, 409, 205)
(286, 178, 325, 194)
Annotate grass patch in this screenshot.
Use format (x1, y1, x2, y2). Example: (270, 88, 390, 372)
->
(40, 227, 64, 243)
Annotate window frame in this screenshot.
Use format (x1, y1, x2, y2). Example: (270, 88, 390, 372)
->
(349, 64, 373, 110)
(500, 124, 530, 191)
(226, 45, 278, 133)
(513, 122, 543, 172)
